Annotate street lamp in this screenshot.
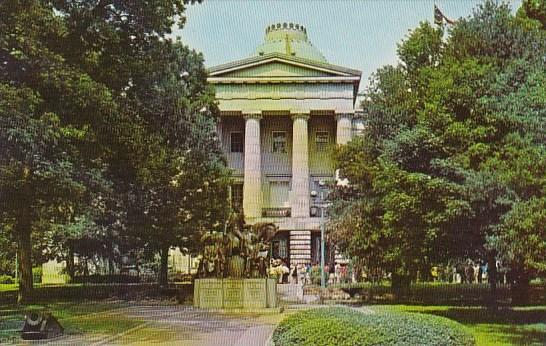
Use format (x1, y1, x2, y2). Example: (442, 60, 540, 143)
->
(311, 180, 329, 289)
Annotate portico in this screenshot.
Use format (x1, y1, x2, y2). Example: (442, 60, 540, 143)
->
(209, 22, 362, 266)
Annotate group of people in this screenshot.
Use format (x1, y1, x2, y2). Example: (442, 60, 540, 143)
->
(430, 260, 508, 284)
(269, 259, 350, 285)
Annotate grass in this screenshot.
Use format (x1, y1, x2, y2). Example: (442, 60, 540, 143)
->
(0, 283, 85, 292)
(0, 301, 141, 344)
(0, 284, 18, 292)
(375, 305, 546, 346)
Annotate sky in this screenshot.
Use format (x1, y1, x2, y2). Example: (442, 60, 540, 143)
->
(172, 0, 522, 91)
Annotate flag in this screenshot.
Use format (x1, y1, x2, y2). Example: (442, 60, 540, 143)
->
(434, 5, 456, 26)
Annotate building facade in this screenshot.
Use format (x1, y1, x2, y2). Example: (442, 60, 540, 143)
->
(209, 23, 362, 266)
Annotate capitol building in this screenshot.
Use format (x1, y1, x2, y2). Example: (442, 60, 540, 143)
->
(209, 23, 363, 266)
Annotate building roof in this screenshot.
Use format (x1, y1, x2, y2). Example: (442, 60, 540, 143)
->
(256, 22, 327, 63)
(207, 23, 362, 103)
(209, 22, 361, 77)
(208, 52, 361, 77)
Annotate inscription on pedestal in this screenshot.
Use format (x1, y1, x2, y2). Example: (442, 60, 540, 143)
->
(194, 278, 277, 309)
(223, 279, 244, 308)
(244, 279, 267, 308)
(199, 279, 223, 308)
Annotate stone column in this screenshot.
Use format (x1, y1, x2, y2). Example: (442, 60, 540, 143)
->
(336, 112, 353, 145)
(291, 112, 310, 218)
(243, 112, 262, 219)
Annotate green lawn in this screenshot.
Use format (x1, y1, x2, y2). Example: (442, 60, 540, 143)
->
(0, 284, 18, 292)
(0, 283, 84, 292)
(0, 301, 140, 344)
(375, 305, 546, 346)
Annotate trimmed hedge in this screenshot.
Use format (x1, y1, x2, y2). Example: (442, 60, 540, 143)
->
(324, 282, 546, 306)
(272, 307, 475, 346)
(73, 274, 140, 284)
(0, 283, 194, 304)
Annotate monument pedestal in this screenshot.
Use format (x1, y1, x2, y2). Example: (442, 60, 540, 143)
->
(194, 278, 278, 309)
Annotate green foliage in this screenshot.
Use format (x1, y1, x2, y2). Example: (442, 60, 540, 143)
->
(380, 305, 546, 346)
(1, 0, 230, 296)
(72, 275, 140, 284)
(272, 307, 475, 346)
(397, 21, 443, 75)
(32, 267, 42, 284)
(330, 0, 546, 286)
(0, 275, 14, 284)
(496, 197, 546, 274)
(517, 0, 546, 29)
(0, 283, 190, 305)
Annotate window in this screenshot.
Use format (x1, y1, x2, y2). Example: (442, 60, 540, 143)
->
(230, 183, 243, 211)
(230, 132, 243, 153)
(269, 181, 290, 207)
(272, 131, 287, 153)
(272, 238, 288, 260)
(316, 131, 329, 151)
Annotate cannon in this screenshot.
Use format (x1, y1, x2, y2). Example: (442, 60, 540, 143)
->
(21, 311, 63, 340)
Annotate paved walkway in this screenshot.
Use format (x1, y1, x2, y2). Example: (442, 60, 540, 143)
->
(113, 305, 283, 346)
(15, 305, 284, 346)
(12, 304, 374, 345)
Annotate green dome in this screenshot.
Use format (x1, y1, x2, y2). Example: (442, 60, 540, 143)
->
(255, 23, 327, 63)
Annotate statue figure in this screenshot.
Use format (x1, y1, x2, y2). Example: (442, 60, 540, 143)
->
(197, 210, 279, 278)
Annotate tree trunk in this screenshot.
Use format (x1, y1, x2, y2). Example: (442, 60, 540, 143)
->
(392, 272, 411, 301)
(511, 267, 530, 305)
(83, 257, 89, 277)
(158, 247, 169, 287)
(487, 253, 498, 310)
(66, 245, 75, 283)
(16, 222, 33, 304)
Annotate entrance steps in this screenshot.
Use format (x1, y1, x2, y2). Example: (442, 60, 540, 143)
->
(277, 283, 304, 303)
(278, 284, 359, 305)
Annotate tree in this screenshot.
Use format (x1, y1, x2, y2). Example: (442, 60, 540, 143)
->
(517, 0, 546, 29)
(330, 1, 546, 306)
(1, 0, 223, 299)
(125, 41, 230, 286)
(496, 197, 546, 303)
(0, 83, 93, 300)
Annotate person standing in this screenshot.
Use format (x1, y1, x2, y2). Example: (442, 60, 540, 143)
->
(281, 260, 289, 284)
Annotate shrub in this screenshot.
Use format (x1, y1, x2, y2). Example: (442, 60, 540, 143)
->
(310, 265, 322, 285)
(73, 274, 140, 284)
(168, 272, 194, 283)
(272, 307, 475, 346)
(0, 275, 14, 284)
(0, 283, 193, 304)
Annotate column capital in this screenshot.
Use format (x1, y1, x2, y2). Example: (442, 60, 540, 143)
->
(290, 111, 310, 121)
(242, 111, 262, 120)
(335, 111, 354, 121)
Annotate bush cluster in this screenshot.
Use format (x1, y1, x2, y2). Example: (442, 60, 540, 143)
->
(73, 274, 140, 284)
(0, 283, 194, 304)
(272, 307, 475, 346)
(327, 282, 546, 306)
(0, 275, 14, 284)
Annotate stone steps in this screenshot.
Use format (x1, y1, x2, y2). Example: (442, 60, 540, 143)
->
(277, 283, 304, 303)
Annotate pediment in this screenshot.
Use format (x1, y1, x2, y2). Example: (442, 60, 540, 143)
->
(208, 53, 361, 79)
(219, 61, 336, 78)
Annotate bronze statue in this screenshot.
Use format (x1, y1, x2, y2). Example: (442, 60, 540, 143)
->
(197, 210, 279, 278)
